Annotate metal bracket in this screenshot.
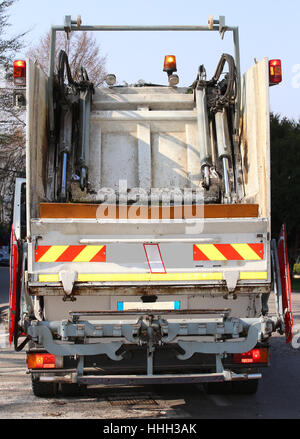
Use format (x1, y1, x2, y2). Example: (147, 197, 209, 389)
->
(176, 322, 261, 359)
(59, 270, 77, 297)
(216, 354, 224, 373)
(28, 325, 124, 359)
(208, 15, 227, 38)
(64, 15, 72, 35)
(219, 16, 227, 39)
(224, 271, 239, 294)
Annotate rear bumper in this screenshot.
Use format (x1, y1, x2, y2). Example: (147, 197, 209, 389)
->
(26, 310, 276, 386)
(26, 314, 277, 358)
(35, 371, 262, 385)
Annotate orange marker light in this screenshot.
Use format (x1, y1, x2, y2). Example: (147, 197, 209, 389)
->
(27, 353, 56, 369)
(233, 348, 268, 364)
(163, 55, 177, 73)
(269, 59, 282, 85)
(13, 60, 26, 86)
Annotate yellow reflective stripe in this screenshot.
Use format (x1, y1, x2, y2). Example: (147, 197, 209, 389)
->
(39, 274, 60, 282)
(231, 244, 261, 261)
(38, 246, 69, 263)
(78, 273, 223, 282)
(38, 272, 268, 282)
(196, 244, 227, 261)
(73, 245, 104, 262)
(240, 272, 268, 280)
(38, 272, 223, 283)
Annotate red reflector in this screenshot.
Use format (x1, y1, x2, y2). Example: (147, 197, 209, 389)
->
(269, 59, 282, 85)
(233, 348, 268, 364)
(13, 60, 26, 85)
(27, 353, 56, 369)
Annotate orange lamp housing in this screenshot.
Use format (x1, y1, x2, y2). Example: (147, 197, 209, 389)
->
(269, 59, 282, 85)
(163, 55, 177, 74)
(233, 347, 269, 364)
(13, 60, 26, 86)
(27, 353, 57, 369)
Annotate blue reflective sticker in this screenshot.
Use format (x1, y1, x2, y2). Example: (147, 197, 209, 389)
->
(174, 301, 181, 310)
(117, 301, 124, 311)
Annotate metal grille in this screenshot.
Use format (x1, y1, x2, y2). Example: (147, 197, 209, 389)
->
(107, 394, 158, 406)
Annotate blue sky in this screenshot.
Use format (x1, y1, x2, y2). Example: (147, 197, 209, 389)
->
(7, 0, 300, 120)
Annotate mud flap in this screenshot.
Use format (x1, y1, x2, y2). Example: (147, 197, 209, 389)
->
(271, 224, 294, 343)
(9, 178, 26, 348)
(9, 226, 20, 345)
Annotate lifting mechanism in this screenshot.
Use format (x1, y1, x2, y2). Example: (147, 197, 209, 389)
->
(46, 15, 243, 205)
(54, 49, 94, 201)
(192, 53, 239, 203)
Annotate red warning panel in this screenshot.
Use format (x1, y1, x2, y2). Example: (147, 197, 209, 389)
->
(193, 243, 264, 261)
(277, 224, 294, 344)
(35, 245, 106, 263)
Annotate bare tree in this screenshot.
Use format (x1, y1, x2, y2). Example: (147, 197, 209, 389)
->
(26, 31, 107, 87)
(0, 127, 25, 222)
(0, 0, 26, 232)
(0, 0, 27, 69)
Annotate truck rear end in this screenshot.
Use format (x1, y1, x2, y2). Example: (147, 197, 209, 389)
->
(10, 16, 293, 397)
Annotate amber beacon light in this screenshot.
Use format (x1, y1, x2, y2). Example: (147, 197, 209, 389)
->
(269, 59, 282, 85)
(163, 55, 177, 74)
(13, 60, 26, 86)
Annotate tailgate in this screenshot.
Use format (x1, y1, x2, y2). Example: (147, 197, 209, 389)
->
(28, 215, 270, 291)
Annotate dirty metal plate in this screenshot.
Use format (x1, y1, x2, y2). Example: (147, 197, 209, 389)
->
(107, 393, 158, 407)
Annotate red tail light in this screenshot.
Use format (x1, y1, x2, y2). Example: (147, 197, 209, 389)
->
(13, 60, 26, 86)
(269, 59, 282, 85)
(233, 348, 268, 364)
(27, 353, 56, 369)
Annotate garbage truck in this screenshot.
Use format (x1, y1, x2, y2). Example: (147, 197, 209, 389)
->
(9, 15, 294, 396)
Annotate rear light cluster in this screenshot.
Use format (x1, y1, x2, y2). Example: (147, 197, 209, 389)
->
(233, 348, 268, 364)
(269, 59, 282, 85)
(27, 353, 63, 369)
(13, 60, 26, 86)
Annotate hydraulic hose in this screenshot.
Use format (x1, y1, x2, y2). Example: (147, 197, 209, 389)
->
(208, 53, 237, 111)
(57, 50, 77, 88)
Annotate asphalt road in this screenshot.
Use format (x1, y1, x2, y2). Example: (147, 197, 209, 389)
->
(0, 267, 300, 420)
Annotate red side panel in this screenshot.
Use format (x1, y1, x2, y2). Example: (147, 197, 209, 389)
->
(277, 224, 294, 344)
(8, 227, 19, 344)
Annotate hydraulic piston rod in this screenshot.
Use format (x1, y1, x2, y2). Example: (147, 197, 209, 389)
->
(196, 87, 212, 188)
(215, 109, 232, 202)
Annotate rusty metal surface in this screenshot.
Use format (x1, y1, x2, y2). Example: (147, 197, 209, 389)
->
(69, 308, 231, 317)
(77, 373, 227, 385)
(28, 283, 271, 296)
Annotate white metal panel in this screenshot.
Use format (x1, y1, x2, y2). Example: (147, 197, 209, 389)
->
(92, 88, 195, 111)
(43, 293, 261, 321)
(89, 123, 102, 193)
(241, 58, 271, 220)
(86, 87, 198, 197)
(151, 130, 188, 188)
(101, 131, 138, 189)
(137, 123, 151, 189)
(26, 59, 48, 225)
(90, 110, 197, 121)
(186, 123, 201, 188)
